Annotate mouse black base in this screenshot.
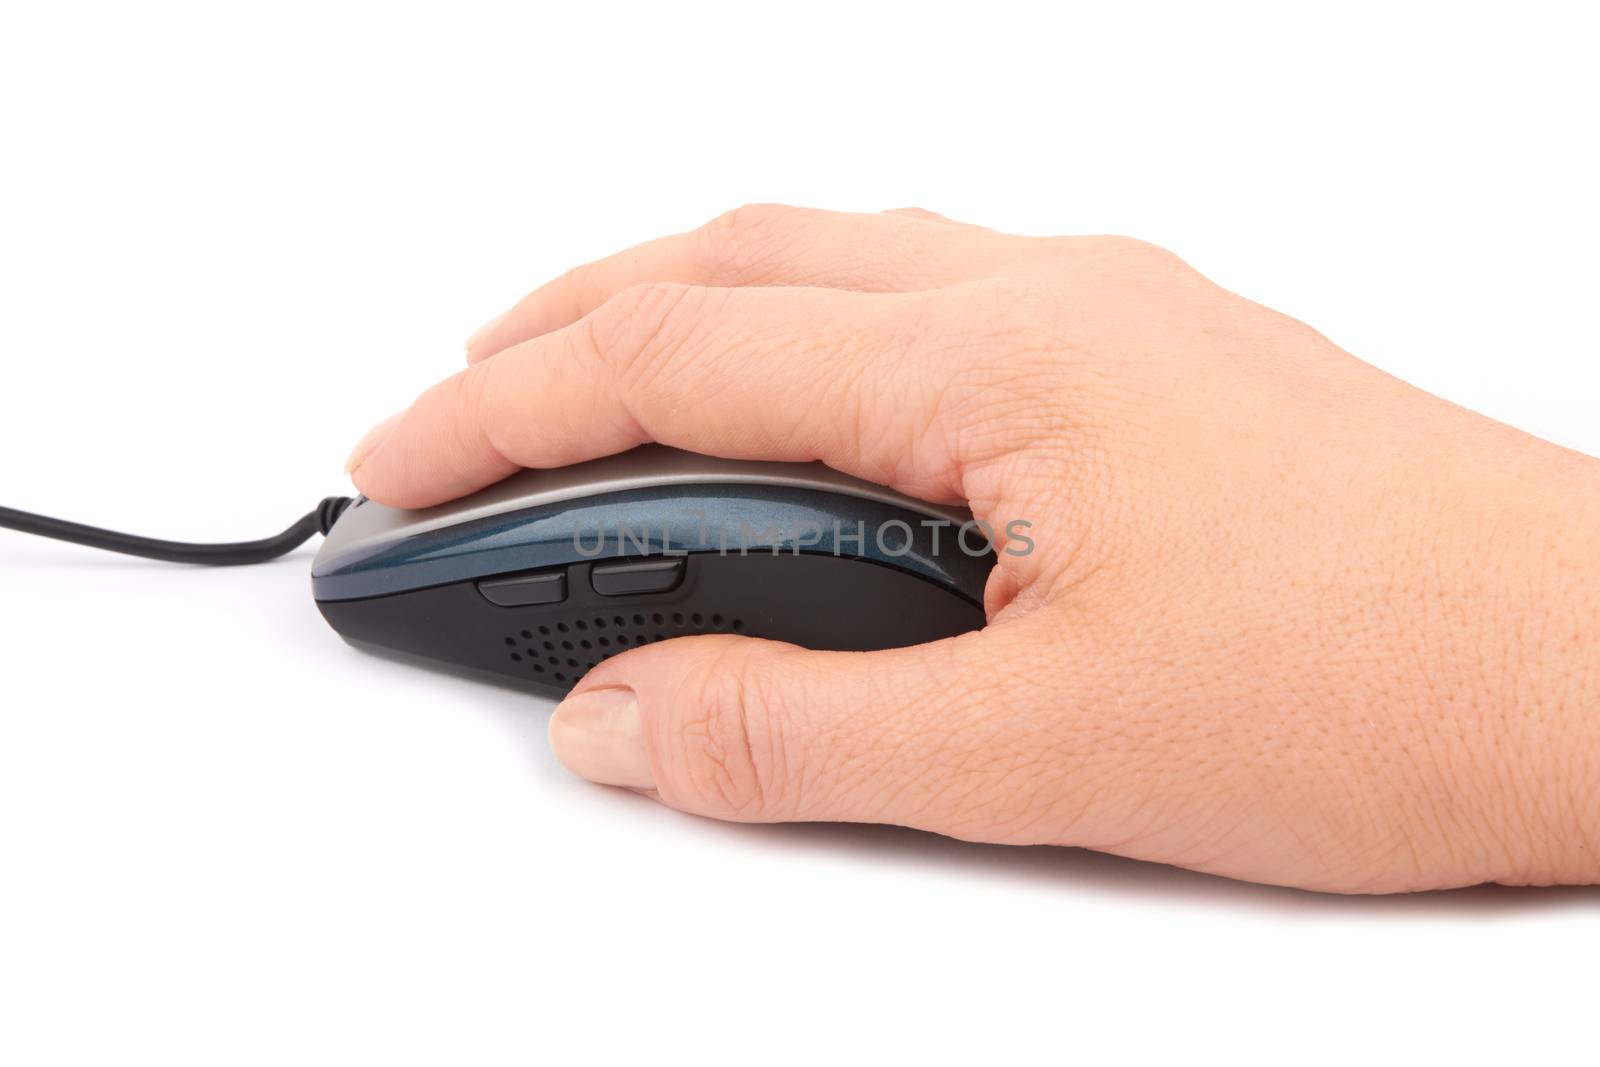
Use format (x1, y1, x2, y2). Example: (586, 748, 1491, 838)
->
(316, 552, 988, 698)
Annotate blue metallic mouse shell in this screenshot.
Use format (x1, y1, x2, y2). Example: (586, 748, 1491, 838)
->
(311, 483, 994, 603)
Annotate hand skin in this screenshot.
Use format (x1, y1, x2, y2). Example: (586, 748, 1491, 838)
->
(347, 205, 1600, 893)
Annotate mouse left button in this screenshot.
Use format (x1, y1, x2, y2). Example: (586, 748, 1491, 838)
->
(477, 571, 567, 607)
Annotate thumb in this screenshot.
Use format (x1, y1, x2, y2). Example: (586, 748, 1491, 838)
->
(545, 625, 1053, 830)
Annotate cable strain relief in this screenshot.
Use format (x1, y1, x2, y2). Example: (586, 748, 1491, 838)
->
(316, 496, 355, 535)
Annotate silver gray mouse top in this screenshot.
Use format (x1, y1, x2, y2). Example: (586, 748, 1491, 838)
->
(317, 444, 971, 569)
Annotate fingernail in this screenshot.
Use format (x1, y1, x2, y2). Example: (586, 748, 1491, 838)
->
(548, 686, 654, 790)
(464, 311, 504, 353)
(343, 412, 403, 475)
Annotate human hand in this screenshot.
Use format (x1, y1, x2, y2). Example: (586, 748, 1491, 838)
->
(346, 205, 1600, 893)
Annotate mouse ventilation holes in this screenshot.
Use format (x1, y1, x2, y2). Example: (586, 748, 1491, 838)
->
(502, 611, 746, 684)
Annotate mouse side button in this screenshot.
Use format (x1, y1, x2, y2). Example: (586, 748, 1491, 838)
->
(477, 571, 568, 607)
(591, 558, 685, 596)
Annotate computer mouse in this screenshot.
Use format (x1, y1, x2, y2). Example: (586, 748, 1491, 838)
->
(312, 445, 994, 696)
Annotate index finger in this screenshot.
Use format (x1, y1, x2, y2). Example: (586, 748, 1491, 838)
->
(353, 281, 980, 510)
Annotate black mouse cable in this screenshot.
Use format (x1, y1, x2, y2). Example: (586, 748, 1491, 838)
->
(0, 496, 354, 566)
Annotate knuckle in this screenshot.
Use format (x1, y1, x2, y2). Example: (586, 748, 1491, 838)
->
(468, 356, 523, 460)
(559, 259, 603, 309)
(930, 278, 1071, 378)
(452, 361, 493, 424)
(1088, 235, 1194, 279)
(908, 278, 1081, 473)
(588, 281, 708, 381)
(1103, 233, 1170, 256)
(1041, 234, 1189, 281)
(1090, 233, 1174, 260)
(694, 203, 814, 278)
(665, 643, 796, 820)
(430, 363, 505, 468)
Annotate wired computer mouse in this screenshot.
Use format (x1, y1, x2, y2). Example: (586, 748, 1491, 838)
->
(1, 446, 994, 695)
(311, 446, 994, 696)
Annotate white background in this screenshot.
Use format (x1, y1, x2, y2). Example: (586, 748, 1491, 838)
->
(1, 2, 1595, 1064)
